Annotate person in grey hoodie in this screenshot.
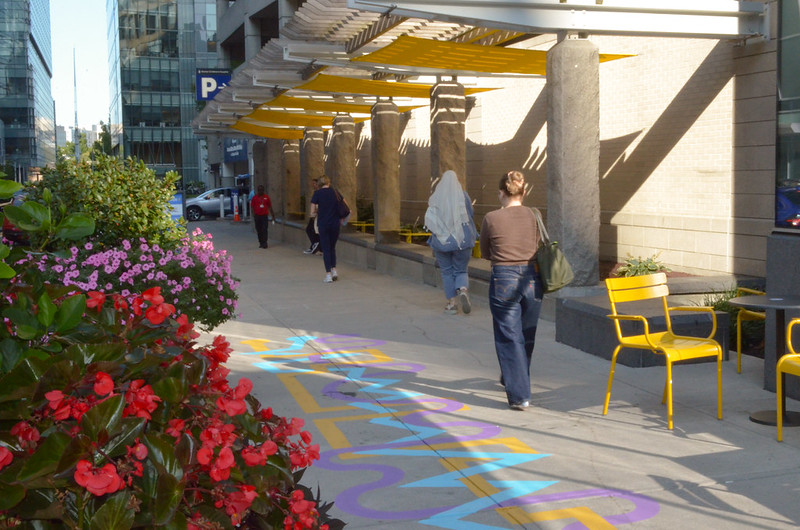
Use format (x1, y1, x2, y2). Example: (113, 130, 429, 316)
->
(424, 170, 477, 315)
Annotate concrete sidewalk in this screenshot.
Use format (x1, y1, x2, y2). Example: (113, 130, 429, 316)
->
(199, 219, 800, 529)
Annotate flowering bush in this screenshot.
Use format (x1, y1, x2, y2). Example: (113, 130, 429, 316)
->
(20, 228, 239, 330)
(0, 278, 333, 528)
(0, 181, 341, 528)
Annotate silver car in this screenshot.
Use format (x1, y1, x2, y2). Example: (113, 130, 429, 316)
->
(184, 187, 246, 221)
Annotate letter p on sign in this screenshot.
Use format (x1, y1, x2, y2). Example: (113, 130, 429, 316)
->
(200, 78, 217, 99)
(196, 70, 231, 101)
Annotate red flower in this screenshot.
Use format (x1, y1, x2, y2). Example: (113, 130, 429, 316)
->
(126, 441, 148, 460)
(73, 460, 124, 496)
(224, 484, 258, 526)
(176, 313, 199, 340)
(10, 421, 40, 444)
(93, 372, 114, 396)
(142, 286, 164, 305)
(86, 291, 106, 310)
(0, 447, 13, 471)
(45, 390, 65, 410)
(166, 418, 185, 438)
(112, 294, 128, 311)
(216, 395, 247, 417)
(145, 302, 175, 325)
(123, 380, 161, 420)
(209, 447, 234, 481)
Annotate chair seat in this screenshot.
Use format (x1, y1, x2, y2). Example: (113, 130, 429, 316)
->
(620, 332, 721, 362)
(778, 354, 800, 378)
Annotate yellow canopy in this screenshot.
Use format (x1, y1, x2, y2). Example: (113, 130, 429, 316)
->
(230, 122, 305, 140)
(296, 73, 496, 98)
(352, 35, 634, 75)
(262, 94, 423, 114)
(243, 109, 368, 127)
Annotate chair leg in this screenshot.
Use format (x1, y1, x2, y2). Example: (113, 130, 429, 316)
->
(717, 349, 723, 421)
(777, 365, 784, 442)
(665, 360, 674, 430)
(736, 313, 743, 374)
(603, 346, 622, 416)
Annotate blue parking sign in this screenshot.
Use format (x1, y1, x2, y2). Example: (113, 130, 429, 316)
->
(196, 69, 231, 101)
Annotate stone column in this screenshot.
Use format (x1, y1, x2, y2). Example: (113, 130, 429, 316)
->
(244, 16, 261, 60)
(266, 139, 283, 219)
(331, 115, 357, 222)
(546, 37, 600, 287)
(283, 139, 301, 218)
(302, 127, 325, 220)
(251, 139, 268, 199)
(430, 81, 466, 187)
(371, 101, 401, 242)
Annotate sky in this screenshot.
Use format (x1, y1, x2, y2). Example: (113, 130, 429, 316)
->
(50, 0, 109, 131)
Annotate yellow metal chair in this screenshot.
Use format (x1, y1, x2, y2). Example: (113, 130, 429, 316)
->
(603, 272, 723, 430)
(777, 318, 800, 441)
(735, 287, 766, 374)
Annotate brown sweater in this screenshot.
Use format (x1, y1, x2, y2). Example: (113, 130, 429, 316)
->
(479, 205, 541, 266)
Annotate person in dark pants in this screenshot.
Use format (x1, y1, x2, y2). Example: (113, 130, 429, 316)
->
(479, 170, 543, 411)
(310, 175, 341, 283)
(250, 185, 275, 249)
(304, 178, 321, 254)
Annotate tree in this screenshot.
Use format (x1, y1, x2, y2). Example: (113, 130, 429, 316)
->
(57, 132, 91, 163)
(91, 121, 113, 156)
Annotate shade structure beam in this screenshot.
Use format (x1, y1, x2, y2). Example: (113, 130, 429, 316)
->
(347, 0, 769, 39)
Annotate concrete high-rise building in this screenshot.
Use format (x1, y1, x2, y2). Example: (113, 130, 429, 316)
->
(0, 0, 56, 180)
(107, 0, 219, 182)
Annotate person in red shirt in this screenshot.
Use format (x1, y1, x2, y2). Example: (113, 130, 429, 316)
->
(250, 185, 275, 248)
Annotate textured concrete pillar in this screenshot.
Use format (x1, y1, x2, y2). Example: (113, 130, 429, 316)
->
(430, 82, 466, 187)
(251, 140, 268, 196)
(372, 101, 401, 242)
(302, 127, 325, 220)
(266, 139, 283, 219)
(331, 115, 357, 222)
(283, 139, 301, 218)
(546, 38, 600, 287)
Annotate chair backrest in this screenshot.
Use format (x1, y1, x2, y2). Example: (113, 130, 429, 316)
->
(605, 273, 670, 335)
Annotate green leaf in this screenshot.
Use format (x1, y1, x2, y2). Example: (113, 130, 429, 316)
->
(54, 213, 95, 241)
(153, 473, 184, 526)
(54, 434, 93, 476)
(80, 394, 125, 441)
(143, 433, 184, 479)
(16, 432, 71, 482)
(4, 201, 50, 232)
(90, 491, 134, 530)
(0, 481, 26, 510)
(151, 376, 187, 404)
(64, 343, 127, 365)
(0, 180, 21, 198)
(0, 262, 15, 279)
(2, 307, 42, 340)
(37, 292, 57, 327)
(55, 294, 86, 332)
(0, 356, 50, 404)
(0, 338, 23, 372)
(98, 417, 146, 459)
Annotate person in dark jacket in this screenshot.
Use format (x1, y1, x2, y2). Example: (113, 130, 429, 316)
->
(310, 175, 342, 283)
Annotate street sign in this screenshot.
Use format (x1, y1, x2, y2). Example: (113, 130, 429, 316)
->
(196, 69, 232, 101)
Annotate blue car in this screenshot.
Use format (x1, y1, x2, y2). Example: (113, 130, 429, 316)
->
(776, 186, 800, 228)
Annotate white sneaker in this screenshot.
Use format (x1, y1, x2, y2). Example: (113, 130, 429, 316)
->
(331, 269, 338, 281)
(458, 288, 471, 314)
(324, 273, 333, 283)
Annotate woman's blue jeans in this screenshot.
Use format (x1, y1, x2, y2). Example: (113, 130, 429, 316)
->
(489, 264, 543, 405)
(434, 247, 473, 299)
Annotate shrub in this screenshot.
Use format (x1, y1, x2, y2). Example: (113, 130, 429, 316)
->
(26, 155, 185, 249)
(614, 253, 671, 277)
(703, 287, 765, 355)
(20, 228, 239, 331)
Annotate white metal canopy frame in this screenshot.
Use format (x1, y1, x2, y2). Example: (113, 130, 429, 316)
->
(347, 0, 769, 40)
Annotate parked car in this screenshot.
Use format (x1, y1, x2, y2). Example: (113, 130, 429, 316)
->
(776, 185, 800, 228)
(184, 187, 248, 221)
(1, 191, 29, 245)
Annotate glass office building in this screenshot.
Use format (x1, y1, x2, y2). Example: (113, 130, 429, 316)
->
(107, 0, 218, 182)
(0, 0, 56, 179)
(777, 0, 800, 228)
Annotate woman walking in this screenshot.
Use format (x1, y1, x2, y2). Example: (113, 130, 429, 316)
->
(425, 170, 477, 314)
(479, 170, 543, 411)
(310, 175, 341, 283)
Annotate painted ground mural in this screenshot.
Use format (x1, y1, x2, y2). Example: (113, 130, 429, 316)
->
(237, 333, 660, 529)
